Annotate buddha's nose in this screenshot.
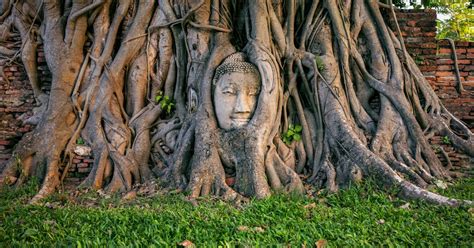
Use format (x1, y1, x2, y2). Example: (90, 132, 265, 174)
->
(234, 93, 251, 113)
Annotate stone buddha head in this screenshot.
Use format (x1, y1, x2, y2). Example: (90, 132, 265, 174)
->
(213, 53, 261, 130)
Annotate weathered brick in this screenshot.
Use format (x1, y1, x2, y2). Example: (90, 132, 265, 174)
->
(455, 41, 469, 47)
(77, 163, 89, 168)
(77, 167, 91, 173)
(457, 60, 471, 65)
(406, 20, 417, 27)
(424, 32, 436, 37)
(437, 59, 454, 65)
(437, 65, 453, 71)
(83, 158, 94, 163)
(420, 43, 436, 49)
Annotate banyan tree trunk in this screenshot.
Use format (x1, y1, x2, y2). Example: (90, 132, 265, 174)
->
(0, 0, 472, 206)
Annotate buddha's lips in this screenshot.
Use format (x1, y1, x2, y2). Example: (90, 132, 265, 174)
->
(231, 118, 251, 125)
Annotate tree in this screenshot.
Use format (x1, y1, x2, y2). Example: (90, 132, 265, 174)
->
(434, 0, 474, 41)
(0, 0, 472, 206)
(390, 0, 474, 41)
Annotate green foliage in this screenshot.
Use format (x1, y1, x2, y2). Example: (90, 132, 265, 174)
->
(393, 0, 407, 8)
(393, 0, 473, 41)
(282, 124, 303, 145)
(76, 137, 85, 145)
(0, 179, 472, 246)
(155, 91, 175, 114)
(435, 0, 474, 42)
(315, 56, 325, 72)
(441, 135, 451, 145)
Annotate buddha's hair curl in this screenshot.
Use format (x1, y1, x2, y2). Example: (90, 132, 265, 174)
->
(213, 52, 260, 85)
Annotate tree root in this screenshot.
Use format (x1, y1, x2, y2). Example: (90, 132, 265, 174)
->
(0, 0, 471, 207)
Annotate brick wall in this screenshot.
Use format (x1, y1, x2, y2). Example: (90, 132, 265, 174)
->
(0, 36, 49, 172)
(387, 9, 473, 172)
(430, 40, 473, 127)
(0, 9, 472, 177)
(388, 9, 473, 127)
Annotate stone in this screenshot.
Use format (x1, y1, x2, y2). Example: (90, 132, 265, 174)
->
(213, 53, 261, 130)
(74, 145, 92, 157)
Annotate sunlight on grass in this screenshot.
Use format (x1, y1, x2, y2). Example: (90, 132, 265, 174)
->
(0, 179, 472, 246)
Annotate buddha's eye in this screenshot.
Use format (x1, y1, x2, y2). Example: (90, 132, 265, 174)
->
(222, 88, 236, 95)
(248, 88, 259, 96)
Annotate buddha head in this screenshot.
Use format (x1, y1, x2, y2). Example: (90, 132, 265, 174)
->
(213, 53, 261, 130)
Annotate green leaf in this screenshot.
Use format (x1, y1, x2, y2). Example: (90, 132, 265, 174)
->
(294, 125, 302, 132)
(293, 133, 301, 141)
(23, 228, 38, 238)
(155, 95, 162, 103)
(287, 130, 294, 136)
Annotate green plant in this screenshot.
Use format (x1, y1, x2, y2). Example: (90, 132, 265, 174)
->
(392, 0, 407, 8)
(441, 135, 451, 145)
(315, 56, 325, 72)
(76, 137, 85, 145)
(282, 124, 302, 145)
(431, 0, 473, 41)
(155, 91, 175, 114)
(392, 0, 473, 41)
(0, 178, 472, 246)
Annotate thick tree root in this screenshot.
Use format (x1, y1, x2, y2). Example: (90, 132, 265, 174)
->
(0, 0, 471, 207)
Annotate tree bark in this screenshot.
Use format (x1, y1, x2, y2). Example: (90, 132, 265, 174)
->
(0, 0, 472, 206)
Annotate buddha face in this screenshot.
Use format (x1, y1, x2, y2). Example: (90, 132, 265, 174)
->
(213, 71, 261, 130)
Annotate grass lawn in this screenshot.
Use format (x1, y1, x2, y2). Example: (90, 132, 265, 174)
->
(0, 178, 472, 247)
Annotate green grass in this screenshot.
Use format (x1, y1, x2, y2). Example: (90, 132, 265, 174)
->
(0, 179, 472, 247)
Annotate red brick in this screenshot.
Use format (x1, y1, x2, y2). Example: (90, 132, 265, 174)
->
(420, 43, 436, 49)
(419, 65, 437, 71)
(437, 76, 458, 82)
(65, 178, 81, 183)
(424, 32, 436, 37)
(437, 65, 453, 71)
(422, 49, 434, 55)
(455, 41, 469, 47)
(77, 163, 89, 168)
(457, 60, 471, 65)
(424, 76, 436, 81)
(435, 71, 454, 77)
(406, 20, 417, 27)
(438, 48, 452, 55)
(437, 59, 454, 65)
(78, 167, 90, 173)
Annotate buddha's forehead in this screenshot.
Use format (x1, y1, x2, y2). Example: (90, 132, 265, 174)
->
(216, 71, 260, 89)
